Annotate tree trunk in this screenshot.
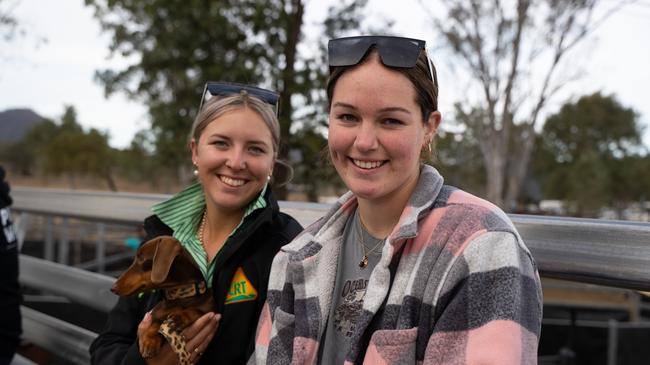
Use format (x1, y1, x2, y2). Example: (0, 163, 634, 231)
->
(273, 0, 304, 200)
(431, 0, 602, 213)
(484, 151, 506, 208)
(504, 125, 535, 211)
(67, 173, 77, 189)
(480, 121, 507, 209)
(178, 164, 193, 188)
(105, 171, 118, 192)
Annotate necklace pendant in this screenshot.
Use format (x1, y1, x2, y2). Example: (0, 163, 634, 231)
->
(359, 256, 368, 269)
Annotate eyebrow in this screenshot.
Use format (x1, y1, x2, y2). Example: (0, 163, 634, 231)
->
(331, 102, 412, 115)
(208, 133, 271, 147)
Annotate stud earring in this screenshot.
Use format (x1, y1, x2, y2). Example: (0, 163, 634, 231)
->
(193, 162, 199, 176)
(267, 175, 271, 181)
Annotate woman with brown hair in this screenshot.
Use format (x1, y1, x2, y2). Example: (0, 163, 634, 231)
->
(251, 36, 542, 365)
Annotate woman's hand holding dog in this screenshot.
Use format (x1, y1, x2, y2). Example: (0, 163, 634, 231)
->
(139, 311, 221, 364)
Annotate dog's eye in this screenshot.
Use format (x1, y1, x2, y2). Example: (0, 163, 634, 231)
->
(142, 260, 152, 271)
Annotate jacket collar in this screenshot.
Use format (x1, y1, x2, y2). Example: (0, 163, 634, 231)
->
(149, 183, 275, 284)
(277, 165, 444, 344)
(281, 164, 444, 258)
(151, 182, 269, 236)
(210, 186, 279, 270)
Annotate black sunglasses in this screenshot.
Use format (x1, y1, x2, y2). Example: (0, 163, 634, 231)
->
(328, 36, 434, 82)
(198, 82, 280, 116)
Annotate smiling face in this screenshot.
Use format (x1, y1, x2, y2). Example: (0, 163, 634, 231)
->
(191, 107, 275, 214)
(328, 56, 439, 206)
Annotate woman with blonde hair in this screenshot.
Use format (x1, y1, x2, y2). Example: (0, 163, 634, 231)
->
(91, 82, 302, 365)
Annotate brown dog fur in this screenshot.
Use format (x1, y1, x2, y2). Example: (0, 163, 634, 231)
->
(112, 235, 214, 359)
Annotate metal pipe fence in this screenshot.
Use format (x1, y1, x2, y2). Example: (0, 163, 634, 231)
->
(10, 187, 650, 365)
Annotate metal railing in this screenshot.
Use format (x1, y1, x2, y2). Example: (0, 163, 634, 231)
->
(11, 187, 650, 364)
(18, 255, 114, 364)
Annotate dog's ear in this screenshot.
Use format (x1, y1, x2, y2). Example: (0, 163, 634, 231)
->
(151, 237, 182, 284)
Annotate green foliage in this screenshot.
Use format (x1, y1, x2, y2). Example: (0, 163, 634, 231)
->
(532, 93, 648, 217)
(1, 119, 58, 175)
(84, 0, 373, 199)
(434, 104, 487, 195)
(44, 107, 117, 190)
(112, 129, 161, 188)
(1, 141, 33, 176)
(565, 150, 610, 216)
(541, 93, 641, 163)
(610, 155, 650, 205)
(290, 128, 344, 201)
(3, 106, 118, 190)
(85, 0, 263, 178)
(435, 130, 486, 196)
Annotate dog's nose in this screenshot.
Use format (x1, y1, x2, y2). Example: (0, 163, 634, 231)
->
(111, 284, 118, 293)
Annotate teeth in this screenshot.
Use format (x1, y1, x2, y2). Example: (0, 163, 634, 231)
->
(219, 176, 245, 186)
(353, 159, 383, 169)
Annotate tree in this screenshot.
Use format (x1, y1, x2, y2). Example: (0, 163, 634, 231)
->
(1, 118, 58, 176)
(609, 155, 650, 216)
(435, 104, 486, 196)
(532, 93, 647, 217)
(6, 106, 118, 190)
(113, 130, 160, 187)
(424, 0, 627, 211)
(84, 0, 371, 199)
(290, 128, 345, 202)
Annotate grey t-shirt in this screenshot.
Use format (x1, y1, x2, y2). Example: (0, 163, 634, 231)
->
(318, 209, 384, 364)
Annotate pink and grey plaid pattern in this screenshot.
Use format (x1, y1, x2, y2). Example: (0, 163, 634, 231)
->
(250, 165, 542, 364)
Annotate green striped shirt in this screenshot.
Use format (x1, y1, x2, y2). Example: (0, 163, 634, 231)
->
(151, 182, 267, 286)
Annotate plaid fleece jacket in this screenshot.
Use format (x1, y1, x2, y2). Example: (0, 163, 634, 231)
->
(251, 165, 542, 364)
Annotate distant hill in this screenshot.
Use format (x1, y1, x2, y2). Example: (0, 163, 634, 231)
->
(0, 108, 45, 144)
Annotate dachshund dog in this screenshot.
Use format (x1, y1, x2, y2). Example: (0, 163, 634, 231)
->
(112, 235, 214, 361)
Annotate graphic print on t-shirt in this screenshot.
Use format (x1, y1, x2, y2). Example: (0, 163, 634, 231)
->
(332, 278, 368, 337)
(1, 207, 17, 251)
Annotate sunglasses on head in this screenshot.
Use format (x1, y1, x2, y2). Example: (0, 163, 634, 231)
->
(328, 35, 435, 82)
(198, 82, 280, 116)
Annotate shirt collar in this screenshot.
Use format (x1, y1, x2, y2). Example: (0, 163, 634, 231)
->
(152, 182, 268, 235)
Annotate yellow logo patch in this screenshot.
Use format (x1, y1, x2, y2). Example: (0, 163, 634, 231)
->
(225, 267, 258, 305)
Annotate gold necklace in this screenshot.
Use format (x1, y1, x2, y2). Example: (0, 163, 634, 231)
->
(197, 209, 207, 247)
(355, 211, 385, 269)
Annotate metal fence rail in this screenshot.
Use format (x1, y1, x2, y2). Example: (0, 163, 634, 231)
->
(510, 214, 650, 291)
(20, 255, 116, 312)
(12, 186, 650, 290)
(20, 306, 94, 364)
(10, 186, 327, 226)
(10, 187, 650, 364)
(18, 255, 115, 363)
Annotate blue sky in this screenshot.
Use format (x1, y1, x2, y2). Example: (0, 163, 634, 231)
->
(1, 0, 649, 148)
